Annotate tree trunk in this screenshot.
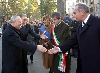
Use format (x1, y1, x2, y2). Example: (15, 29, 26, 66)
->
(57, 0, 66, 18)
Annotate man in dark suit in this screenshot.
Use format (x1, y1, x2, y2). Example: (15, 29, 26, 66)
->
(2, 15, 47, 73)
(19, 14, 47, 73)
(48, 3, 100, 73)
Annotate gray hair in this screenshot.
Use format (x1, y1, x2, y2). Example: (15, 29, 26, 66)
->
(9, 15, 19, 23)
(51, 12, 61, 19)
(19, 13, 27, 18)
(75, 3, 89, 13)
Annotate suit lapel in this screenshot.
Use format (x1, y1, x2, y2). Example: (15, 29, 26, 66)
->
(78, 22, 82, 35)
(81, 23, 89, 34)
(79, 15, 94, 34)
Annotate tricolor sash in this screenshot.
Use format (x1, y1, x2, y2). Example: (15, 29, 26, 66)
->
(52, 25, 68, 72)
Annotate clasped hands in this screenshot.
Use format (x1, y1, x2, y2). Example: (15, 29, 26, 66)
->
(37, 44, 59, 54)
(38, 31, 59, 53)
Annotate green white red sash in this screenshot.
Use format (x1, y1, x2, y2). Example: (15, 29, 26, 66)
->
(52, 25, 68, 72)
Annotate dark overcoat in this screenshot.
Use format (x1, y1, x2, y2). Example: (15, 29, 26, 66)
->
(51, 21, 70, 73)
(20, 24, 40, 73)
(20, 24, 40, 41)
(69, 20, 79, 36)
(59, 15, 100, 73)
(2, 24, 37, 73)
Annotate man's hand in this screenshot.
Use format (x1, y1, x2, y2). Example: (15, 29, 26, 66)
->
(40, 31, 48, 39)
(48, 46, 59, 54)
(37, 45, 47, 52)
(40, 34, 48, 39)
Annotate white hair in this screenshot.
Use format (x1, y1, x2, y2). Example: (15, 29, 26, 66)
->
(9, 15, 19, 23)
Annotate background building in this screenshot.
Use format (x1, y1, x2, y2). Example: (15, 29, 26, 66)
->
(66, 0, 76, 17)
(66, 0, 99, 17)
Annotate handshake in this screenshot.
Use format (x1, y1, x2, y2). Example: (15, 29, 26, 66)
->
(37, 45, 60, 54)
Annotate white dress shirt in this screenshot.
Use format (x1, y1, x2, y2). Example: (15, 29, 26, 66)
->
(82, 14, 90, 27)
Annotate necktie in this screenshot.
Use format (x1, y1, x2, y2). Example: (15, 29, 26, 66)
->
(82, 22, 85, 27)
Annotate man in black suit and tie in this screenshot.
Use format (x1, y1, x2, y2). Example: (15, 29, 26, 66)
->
(48, 3, 100, 73)
(2, 15, 47, 73)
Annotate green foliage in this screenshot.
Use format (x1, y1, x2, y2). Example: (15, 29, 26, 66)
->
(40, 0, 57, 17)
(0, 0, 56, 20)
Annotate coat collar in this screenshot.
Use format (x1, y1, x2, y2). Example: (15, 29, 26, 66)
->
(86, 14, 95, 26)
(78, 15, 95, 34)
(8, 24, 20, 35)
(55, 21, 65, 29)
(83, 14, 90, 24)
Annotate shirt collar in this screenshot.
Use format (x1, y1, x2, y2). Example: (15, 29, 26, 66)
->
(83, 14, 90, 24)
(57, 21, 61, 26)
(54, 21, 61, 27)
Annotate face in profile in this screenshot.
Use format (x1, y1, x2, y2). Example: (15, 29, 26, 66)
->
(21, 16, 28, 25)
(52, 17, 61, 25)
(14, 16, 22, 29)
(73, 6, 83, 21)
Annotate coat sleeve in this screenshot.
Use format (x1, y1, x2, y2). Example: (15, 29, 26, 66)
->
(6, 30, 37, 54)
(59, 32, 78, 53)
(29, 24, 40, 39)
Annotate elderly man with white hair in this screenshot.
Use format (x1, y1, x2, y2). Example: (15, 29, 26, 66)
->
(2, 15, 47, 73)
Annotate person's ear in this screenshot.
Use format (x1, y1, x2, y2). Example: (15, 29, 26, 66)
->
(81, 9, 85, 15)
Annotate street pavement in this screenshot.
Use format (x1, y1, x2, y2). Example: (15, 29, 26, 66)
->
(27, 50, 77, 73)
(0, 28, 77, 73)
